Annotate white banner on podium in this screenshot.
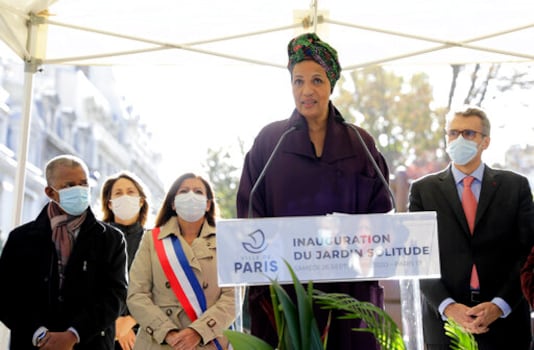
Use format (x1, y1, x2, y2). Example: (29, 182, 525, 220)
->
(217, 212, 439, 286)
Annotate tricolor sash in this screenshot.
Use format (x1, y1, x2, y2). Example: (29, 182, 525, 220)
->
(152, 227, 222, 350)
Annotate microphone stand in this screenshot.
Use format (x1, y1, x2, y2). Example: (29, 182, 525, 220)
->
(238, 124, 298, 334)
(344, 120, 423, 350)
(247, 125, 298, 218)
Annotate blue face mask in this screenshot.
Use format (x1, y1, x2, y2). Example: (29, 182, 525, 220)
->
(53, 186, 91, 216)
(446, 136, 479, 165)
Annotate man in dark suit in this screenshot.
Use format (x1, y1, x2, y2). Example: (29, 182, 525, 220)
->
(409, 106, 534, 350)
(0, 154, 128, 350)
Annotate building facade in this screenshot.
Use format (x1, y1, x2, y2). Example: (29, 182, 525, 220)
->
(0, 57, 170, 350)
(0, 58, 167, 348)
(0, 59, 166, 242)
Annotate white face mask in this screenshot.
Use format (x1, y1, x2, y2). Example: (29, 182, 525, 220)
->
(110, 195, 141, 221)
(174, 191, 207, 222)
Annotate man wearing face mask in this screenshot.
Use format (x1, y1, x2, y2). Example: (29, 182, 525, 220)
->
(0, 154, 128, 350)
(408, 106, 534, 350)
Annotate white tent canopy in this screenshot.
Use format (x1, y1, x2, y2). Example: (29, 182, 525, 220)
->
(2, 0, 534, 69)
(1, 1, 534, 347)
(1, 0, 534, 225)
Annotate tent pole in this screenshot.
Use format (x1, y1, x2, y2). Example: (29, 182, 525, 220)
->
(12, 11, 45, 228)
(311, 0, 318, 33)
(12, 61, 38, 228)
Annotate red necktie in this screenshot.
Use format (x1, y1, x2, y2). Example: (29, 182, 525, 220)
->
(462, 176, 479, 290)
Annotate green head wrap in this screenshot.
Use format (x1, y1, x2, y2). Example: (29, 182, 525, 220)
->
(287, 32, 341, 91)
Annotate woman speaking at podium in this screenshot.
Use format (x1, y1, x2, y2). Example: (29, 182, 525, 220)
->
(237, 32, 392, 350)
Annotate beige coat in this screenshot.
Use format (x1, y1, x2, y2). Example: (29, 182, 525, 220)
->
(127, 217, 236, 349)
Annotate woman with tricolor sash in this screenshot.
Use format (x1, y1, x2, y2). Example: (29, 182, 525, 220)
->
(127, 173, 236, 350)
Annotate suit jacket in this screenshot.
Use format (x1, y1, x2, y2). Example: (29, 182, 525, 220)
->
(236, 103, 392, 349)
(126, 217, 235, 350)
(0, 204, 128, 350)
(409, 164, 534, 348)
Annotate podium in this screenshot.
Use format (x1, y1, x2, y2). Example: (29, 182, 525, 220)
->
(217, 212, 439, 350)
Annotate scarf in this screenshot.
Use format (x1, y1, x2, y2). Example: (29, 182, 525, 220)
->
(287, 32, 341, 91)
(47, 202, 87, 287)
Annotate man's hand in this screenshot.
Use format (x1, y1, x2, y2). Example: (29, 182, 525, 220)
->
(38, 331, 77, 350)
(444, 301, 503, 334)
(465, 302, 502, 334)
(444, 302, 476, 329)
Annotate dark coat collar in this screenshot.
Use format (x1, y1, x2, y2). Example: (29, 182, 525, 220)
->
(32, 203, 101, 237)
(284, 102, 357, 163)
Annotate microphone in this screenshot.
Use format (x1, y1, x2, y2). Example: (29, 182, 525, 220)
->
(247, 123, 300, 218)
(343, 120, 397, 212)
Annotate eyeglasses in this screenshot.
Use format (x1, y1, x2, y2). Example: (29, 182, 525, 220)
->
(446, 129, 486, 140)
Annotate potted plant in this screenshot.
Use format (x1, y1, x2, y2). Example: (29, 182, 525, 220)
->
(225, 261, 478, 350)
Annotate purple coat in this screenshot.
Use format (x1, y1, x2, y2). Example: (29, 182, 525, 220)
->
(237, 103, 392, 349)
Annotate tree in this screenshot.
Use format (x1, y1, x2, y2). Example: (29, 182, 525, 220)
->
(447, 63, 534, 108)
(203, 141, 244, 219)
(445, 62, 534, 171)
(334, 66, 446, 172)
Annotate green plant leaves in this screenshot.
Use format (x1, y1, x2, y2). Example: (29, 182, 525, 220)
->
(269, 260, 324, 350)
(224, 330, 274, 350)
(313, 292, 406, 350)
(270, 278, 301, 349)
(225, 260, 477, 350)
(444, 319, 479, 350)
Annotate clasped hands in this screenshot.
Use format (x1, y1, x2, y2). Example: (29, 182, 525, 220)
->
(36, 331, 77, 350)
(165, 328, 202, 350)
(444, 302, 503, 334)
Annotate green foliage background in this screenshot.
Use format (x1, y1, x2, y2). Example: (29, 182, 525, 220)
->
(203, 145, 242, 218)
(203, 63, 534, 217)
(334, 67, 447, 171)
